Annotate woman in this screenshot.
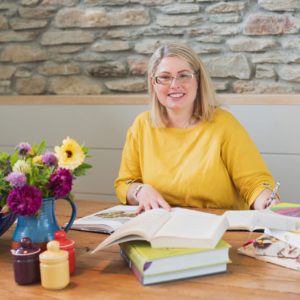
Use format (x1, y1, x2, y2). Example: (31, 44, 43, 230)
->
(115, 43, 279, 213)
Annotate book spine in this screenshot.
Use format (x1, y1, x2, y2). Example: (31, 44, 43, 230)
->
(121, 243, 148, 273)
(120, 249, 144, 284)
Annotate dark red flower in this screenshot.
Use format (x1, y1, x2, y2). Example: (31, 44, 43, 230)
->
(7, 185, 42, 216)
(49, 168, 73, 198)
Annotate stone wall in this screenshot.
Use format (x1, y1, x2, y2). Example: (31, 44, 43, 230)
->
(0, 0, 299, 95)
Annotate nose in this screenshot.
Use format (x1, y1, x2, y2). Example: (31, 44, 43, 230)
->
(169, 76, 180, 87)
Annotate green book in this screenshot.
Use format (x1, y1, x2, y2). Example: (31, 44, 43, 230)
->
(121, 249, 228, 285)
(120, 239, 231, 276)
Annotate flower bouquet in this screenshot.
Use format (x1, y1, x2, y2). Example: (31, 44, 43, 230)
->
(0, 137, 91, 239)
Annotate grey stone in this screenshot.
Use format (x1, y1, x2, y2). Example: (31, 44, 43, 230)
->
(159, 4, 201, 14)
(258, 0, 300, 12)
(0, 46, 48, 63)
(278, 65, 300, 82)
(87, 62, 127, 78)
(16, 76, 46, 94)
(91, 41, 131, 52)
(37, 62, 81, 76)
(0, 65, 16, 79)
(227, 37, 277, 52)
(255, 65, 276, 79)
(105, 78, 147, 92)
(41, 30, 94, 45)
(49, 76, 102, 94)
(54, 8, 150, 28)
(206, 1, 246, 13)
(206, 54, 251, 79)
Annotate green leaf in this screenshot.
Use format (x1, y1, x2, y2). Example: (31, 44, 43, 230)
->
(73, 163, 92, 177)
(35, 140, 47, 155)
(10, 150, 19, 167)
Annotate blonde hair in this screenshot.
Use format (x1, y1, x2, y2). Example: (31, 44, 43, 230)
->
(148, 43, 218, 128)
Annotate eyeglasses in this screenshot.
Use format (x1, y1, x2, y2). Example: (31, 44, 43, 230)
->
(154, 72, 197, 86)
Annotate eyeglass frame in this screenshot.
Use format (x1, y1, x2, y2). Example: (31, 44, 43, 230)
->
(153, 71, 198, 86)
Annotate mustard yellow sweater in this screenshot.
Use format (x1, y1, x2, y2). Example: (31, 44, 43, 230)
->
(114, 108, 275, 209)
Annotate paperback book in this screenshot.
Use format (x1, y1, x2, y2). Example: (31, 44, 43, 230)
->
(238, 234, 300, 271)
(73, 204, 300, 237)
(91, 206, 300, 253)
(91, 208, 229, 252)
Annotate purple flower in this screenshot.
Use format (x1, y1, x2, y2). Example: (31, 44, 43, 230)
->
(49, 168, 73, 198)
(6, 172, 27, 188)
(17, 143, 32, 156)
(42, 151, 58, 167)
(7, 185, 42, 216)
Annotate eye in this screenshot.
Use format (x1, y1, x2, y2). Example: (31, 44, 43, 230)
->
(158, 75, 172, 81)
(178, 73, 192, 79)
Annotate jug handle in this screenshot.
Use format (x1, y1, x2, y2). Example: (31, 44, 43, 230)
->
(57, 195, 77, 232)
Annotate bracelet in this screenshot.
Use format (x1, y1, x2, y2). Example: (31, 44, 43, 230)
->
(133, 184, 144, 202)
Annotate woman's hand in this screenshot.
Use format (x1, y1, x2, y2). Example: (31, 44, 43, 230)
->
(252, 189, 280, 210)
(127, 183, 171, 214)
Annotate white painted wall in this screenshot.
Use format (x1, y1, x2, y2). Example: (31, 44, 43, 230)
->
(0, 104, 299, 203)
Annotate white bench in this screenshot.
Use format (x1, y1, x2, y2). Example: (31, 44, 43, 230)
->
(0, 94, 299, 203)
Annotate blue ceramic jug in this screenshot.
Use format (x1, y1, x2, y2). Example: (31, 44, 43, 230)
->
(12, 197, 76, 250)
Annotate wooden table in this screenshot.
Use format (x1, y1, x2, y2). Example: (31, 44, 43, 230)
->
(1, 200, 300, 300)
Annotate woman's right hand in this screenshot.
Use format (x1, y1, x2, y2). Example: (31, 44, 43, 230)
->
(128, 183, 171, 214)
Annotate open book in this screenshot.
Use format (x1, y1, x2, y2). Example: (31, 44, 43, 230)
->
(91, 208, 229, 253)
(71, 205, 136, 234)
(238, 234, 300, 271)
(91, 207, 300, 254)
(72, 204, 299, 235)
(224, 210, 300, 232)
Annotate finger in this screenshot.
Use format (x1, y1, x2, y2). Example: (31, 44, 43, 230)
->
(150, 201, 160, 209)
(158, 198, 171, 211)
(135, 204, 144, 215)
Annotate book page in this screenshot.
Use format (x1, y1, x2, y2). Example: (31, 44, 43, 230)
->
(71, 205, 136, 233)
(152, 208, 229, 248)
(224, 210, 299, 232)
(91, 209, 171, 253)
(224, 210, 257, 230)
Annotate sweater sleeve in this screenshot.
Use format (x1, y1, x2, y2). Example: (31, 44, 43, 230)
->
(220, 111, 275, 207)
(114, 121, 143, 204)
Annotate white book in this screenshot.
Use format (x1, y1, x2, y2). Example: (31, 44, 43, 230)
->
(91, 208, 229, 252)
(71, 205, 136, 234)
(224, 210, 299, 232)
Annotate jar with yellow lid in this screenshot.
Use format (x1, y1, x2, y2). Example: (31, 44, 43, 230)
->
(39, 240, 69, 290)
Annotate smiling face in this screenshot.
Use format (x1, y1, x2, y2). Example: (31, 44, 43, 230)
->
(152, 56, 198, 116)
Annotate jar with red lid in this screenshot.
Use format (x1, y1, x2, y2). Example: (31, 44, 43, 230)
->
(54, 230, 75, 274)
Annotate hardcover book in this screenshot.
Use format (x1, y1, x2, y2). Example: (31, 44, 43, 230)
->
(120, 240, 230, 285)
(120, 239, 231, 276)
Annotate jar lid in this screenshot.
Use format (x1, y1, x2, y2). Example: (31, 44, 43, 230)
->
(39, 240, 68, 263)
(11, 237, 40, 256)
(54, 230, 74, 249)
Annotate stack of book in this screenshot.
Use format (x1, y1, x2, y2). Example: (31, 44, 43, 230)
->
(238, 202, 300, 271)
(120, 240, 231, 285)
(82, 203, 300, 282)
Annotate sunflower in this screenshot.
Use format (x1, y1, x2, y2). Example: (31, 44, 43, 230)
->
(55, 137, 85, 170)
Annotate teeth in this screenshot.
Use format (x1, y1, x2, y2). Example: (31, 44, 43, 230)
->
(168, 93, 184, 98)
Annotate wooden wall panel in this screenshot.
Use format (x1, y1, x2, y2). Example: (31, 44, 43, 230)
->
(0, 102, 299, 203)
